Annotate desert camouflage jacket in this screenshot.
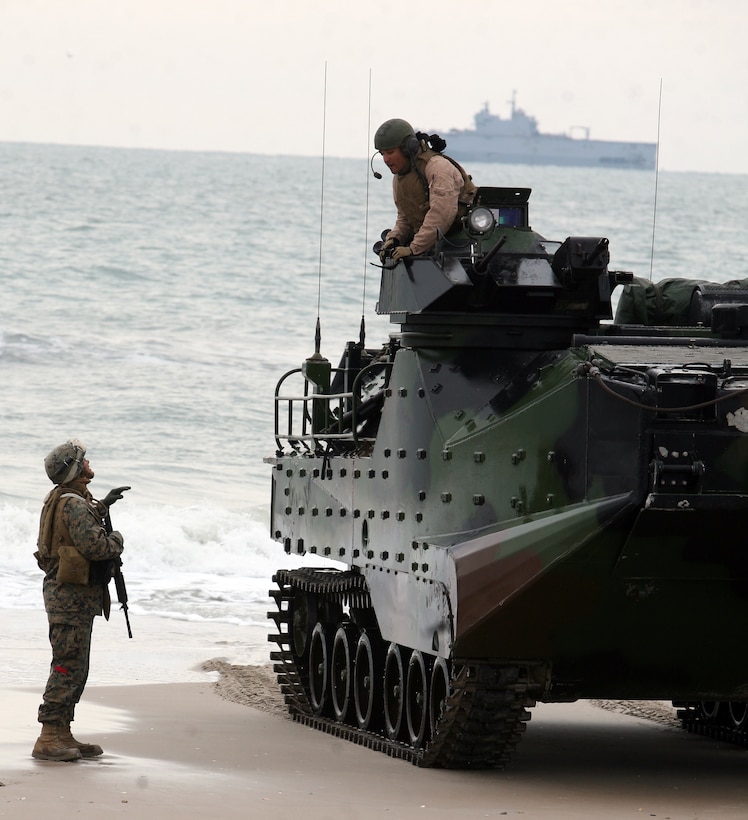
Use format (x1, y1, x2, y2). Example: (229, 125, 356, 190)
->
(388, 149, 476, 255)
(36, 479, 124, 625)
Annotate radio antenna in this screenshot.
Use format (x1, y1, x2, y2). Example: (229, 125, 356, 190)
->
(313, 62, 328, 357)
(360, 69, 374, 348)
(648, 79, 663, 281)
(304, 63, 332, 414)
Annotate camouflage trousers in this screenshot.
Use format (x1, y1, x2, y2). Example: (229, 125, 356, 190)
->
(38, 619, 94, 725)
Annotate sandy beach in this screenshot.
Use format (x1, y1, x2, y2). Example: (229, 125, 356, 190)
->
(4, 610, 748, 818)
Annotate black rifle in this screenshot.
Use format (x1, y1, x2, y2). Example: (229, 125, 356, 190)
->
(104, 510, 133, 639)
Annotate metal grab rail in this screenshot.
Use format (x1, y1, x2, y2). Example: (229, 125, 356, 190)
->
(273, 360, 392, 452)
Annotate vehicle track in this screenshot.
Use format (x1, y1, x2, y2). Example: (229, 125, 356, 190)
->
(268, 568, 543, 768)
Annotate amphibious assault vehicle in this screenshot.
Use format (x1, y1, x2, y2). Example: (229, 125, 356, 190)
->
(266, 186, 748, 768)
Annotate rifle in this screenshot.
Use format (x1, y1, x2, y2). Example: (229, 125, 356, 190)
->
(104, 510, 133, 639)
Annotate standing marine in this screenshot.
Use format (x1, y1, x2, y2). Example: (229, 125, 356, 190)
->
(32, 438, 129, 761)
(374, 117, 477, 261)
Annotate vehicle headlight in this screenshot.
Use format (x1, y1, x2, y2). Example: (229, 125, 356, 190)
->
(466, 206, 496, 235)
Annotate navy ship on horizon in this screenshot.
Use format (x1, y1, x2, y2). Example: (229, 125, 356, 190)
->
(438, 92, 656, 170)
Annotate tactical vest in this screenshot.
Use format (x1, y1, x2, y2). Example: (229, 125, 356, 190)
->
(36, 481, 91, 568)
(395, 148, 477, 234)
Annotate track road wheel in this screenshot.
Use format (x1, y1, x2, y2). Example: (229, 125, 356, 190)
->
(699, 701, 722, 722)
(728, 701, 748, 730)
(406, 650, 429, 748)
(353, 629, 383, 731)
(429, 657, 451, 738)
(308, 622, 331, 716)
(383, 643, 405, 741)
(331, 623, 355, 723)
(290, 589, 316, 663)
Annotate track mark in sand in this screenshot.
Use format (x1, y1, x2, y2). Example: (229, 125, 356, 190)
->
(202, 660, 288, 717)
(591, 699, 681, 729)
(204, 661, 683, 734)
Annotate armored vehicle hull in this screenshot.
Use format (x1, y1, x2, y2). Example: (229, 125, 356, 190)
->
(266, 187, 748, 767)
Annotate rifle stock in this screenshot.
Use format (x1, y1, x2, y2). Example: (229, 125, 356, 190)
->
(104, 510, 133, 639)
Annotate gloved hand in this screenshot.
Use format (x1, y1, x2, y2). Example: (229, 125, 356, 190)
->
(103, 486, 131, 507)
(391, 245, 413, 262)
(379, 237, 398, 262)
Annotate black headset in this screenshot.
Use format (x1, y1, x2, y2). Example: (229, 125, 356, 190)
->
(370, 133, 421, 180)
(404, 135, 420, 157)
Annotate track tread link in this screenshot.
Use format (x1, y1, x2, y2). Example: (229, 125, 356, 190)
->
(674, 703, 748, 747)
(268, 568, 542, 768)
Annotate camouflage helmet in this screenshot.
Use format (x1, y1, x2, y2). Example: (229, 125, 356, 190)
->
(374, 118, 418, 154)
(44, 438, 86, 485)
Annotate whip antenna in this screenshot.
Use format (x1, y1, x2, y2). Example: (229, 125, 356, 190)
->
(313, 62, 328, 357)
(360, 69, 374, 348)
(304, 63, 332, 429)
(649, 79, 663, 281)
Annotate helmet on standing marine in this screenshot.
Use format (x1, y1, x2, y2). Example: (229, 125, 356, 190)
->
(374, 118, 418, 155)
(44, 438, 86, 485)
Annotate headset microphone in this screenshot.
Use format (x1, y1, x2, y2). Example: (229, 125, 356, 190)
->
(370, 153, 382, 179)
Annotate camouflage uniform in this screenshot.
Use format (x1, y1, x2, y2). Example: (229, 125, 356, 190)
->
(35, 478, 124, 726)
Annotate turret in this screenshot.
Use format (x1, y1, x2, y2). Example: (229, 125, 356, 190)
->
(377, 187, 631, 350)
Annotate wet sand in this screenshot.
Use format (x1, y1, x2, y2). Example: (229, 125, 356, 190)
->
(3, 671, 748, 819)
(3, 609, 748, 818)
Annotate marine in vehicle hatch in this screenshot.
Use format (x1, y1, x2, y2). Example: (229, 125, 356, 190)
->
(373, 118, 477, 261)
(32, 438, 129, 762)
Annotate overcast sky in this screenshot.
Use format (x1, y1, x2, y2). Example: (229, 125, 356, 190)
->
(1, 0, 747, 174)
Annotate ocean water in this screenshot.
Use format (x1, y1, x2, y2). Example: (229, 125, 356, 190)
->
(2, 141, 747, 683)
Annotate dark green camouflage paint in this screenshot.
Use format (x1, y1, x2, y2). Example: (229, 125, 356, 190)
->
(268, 187, 748, 703)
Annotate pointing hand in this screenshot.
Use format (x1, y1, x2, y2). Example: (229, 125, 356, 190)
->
(103, 486, 131, 508)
